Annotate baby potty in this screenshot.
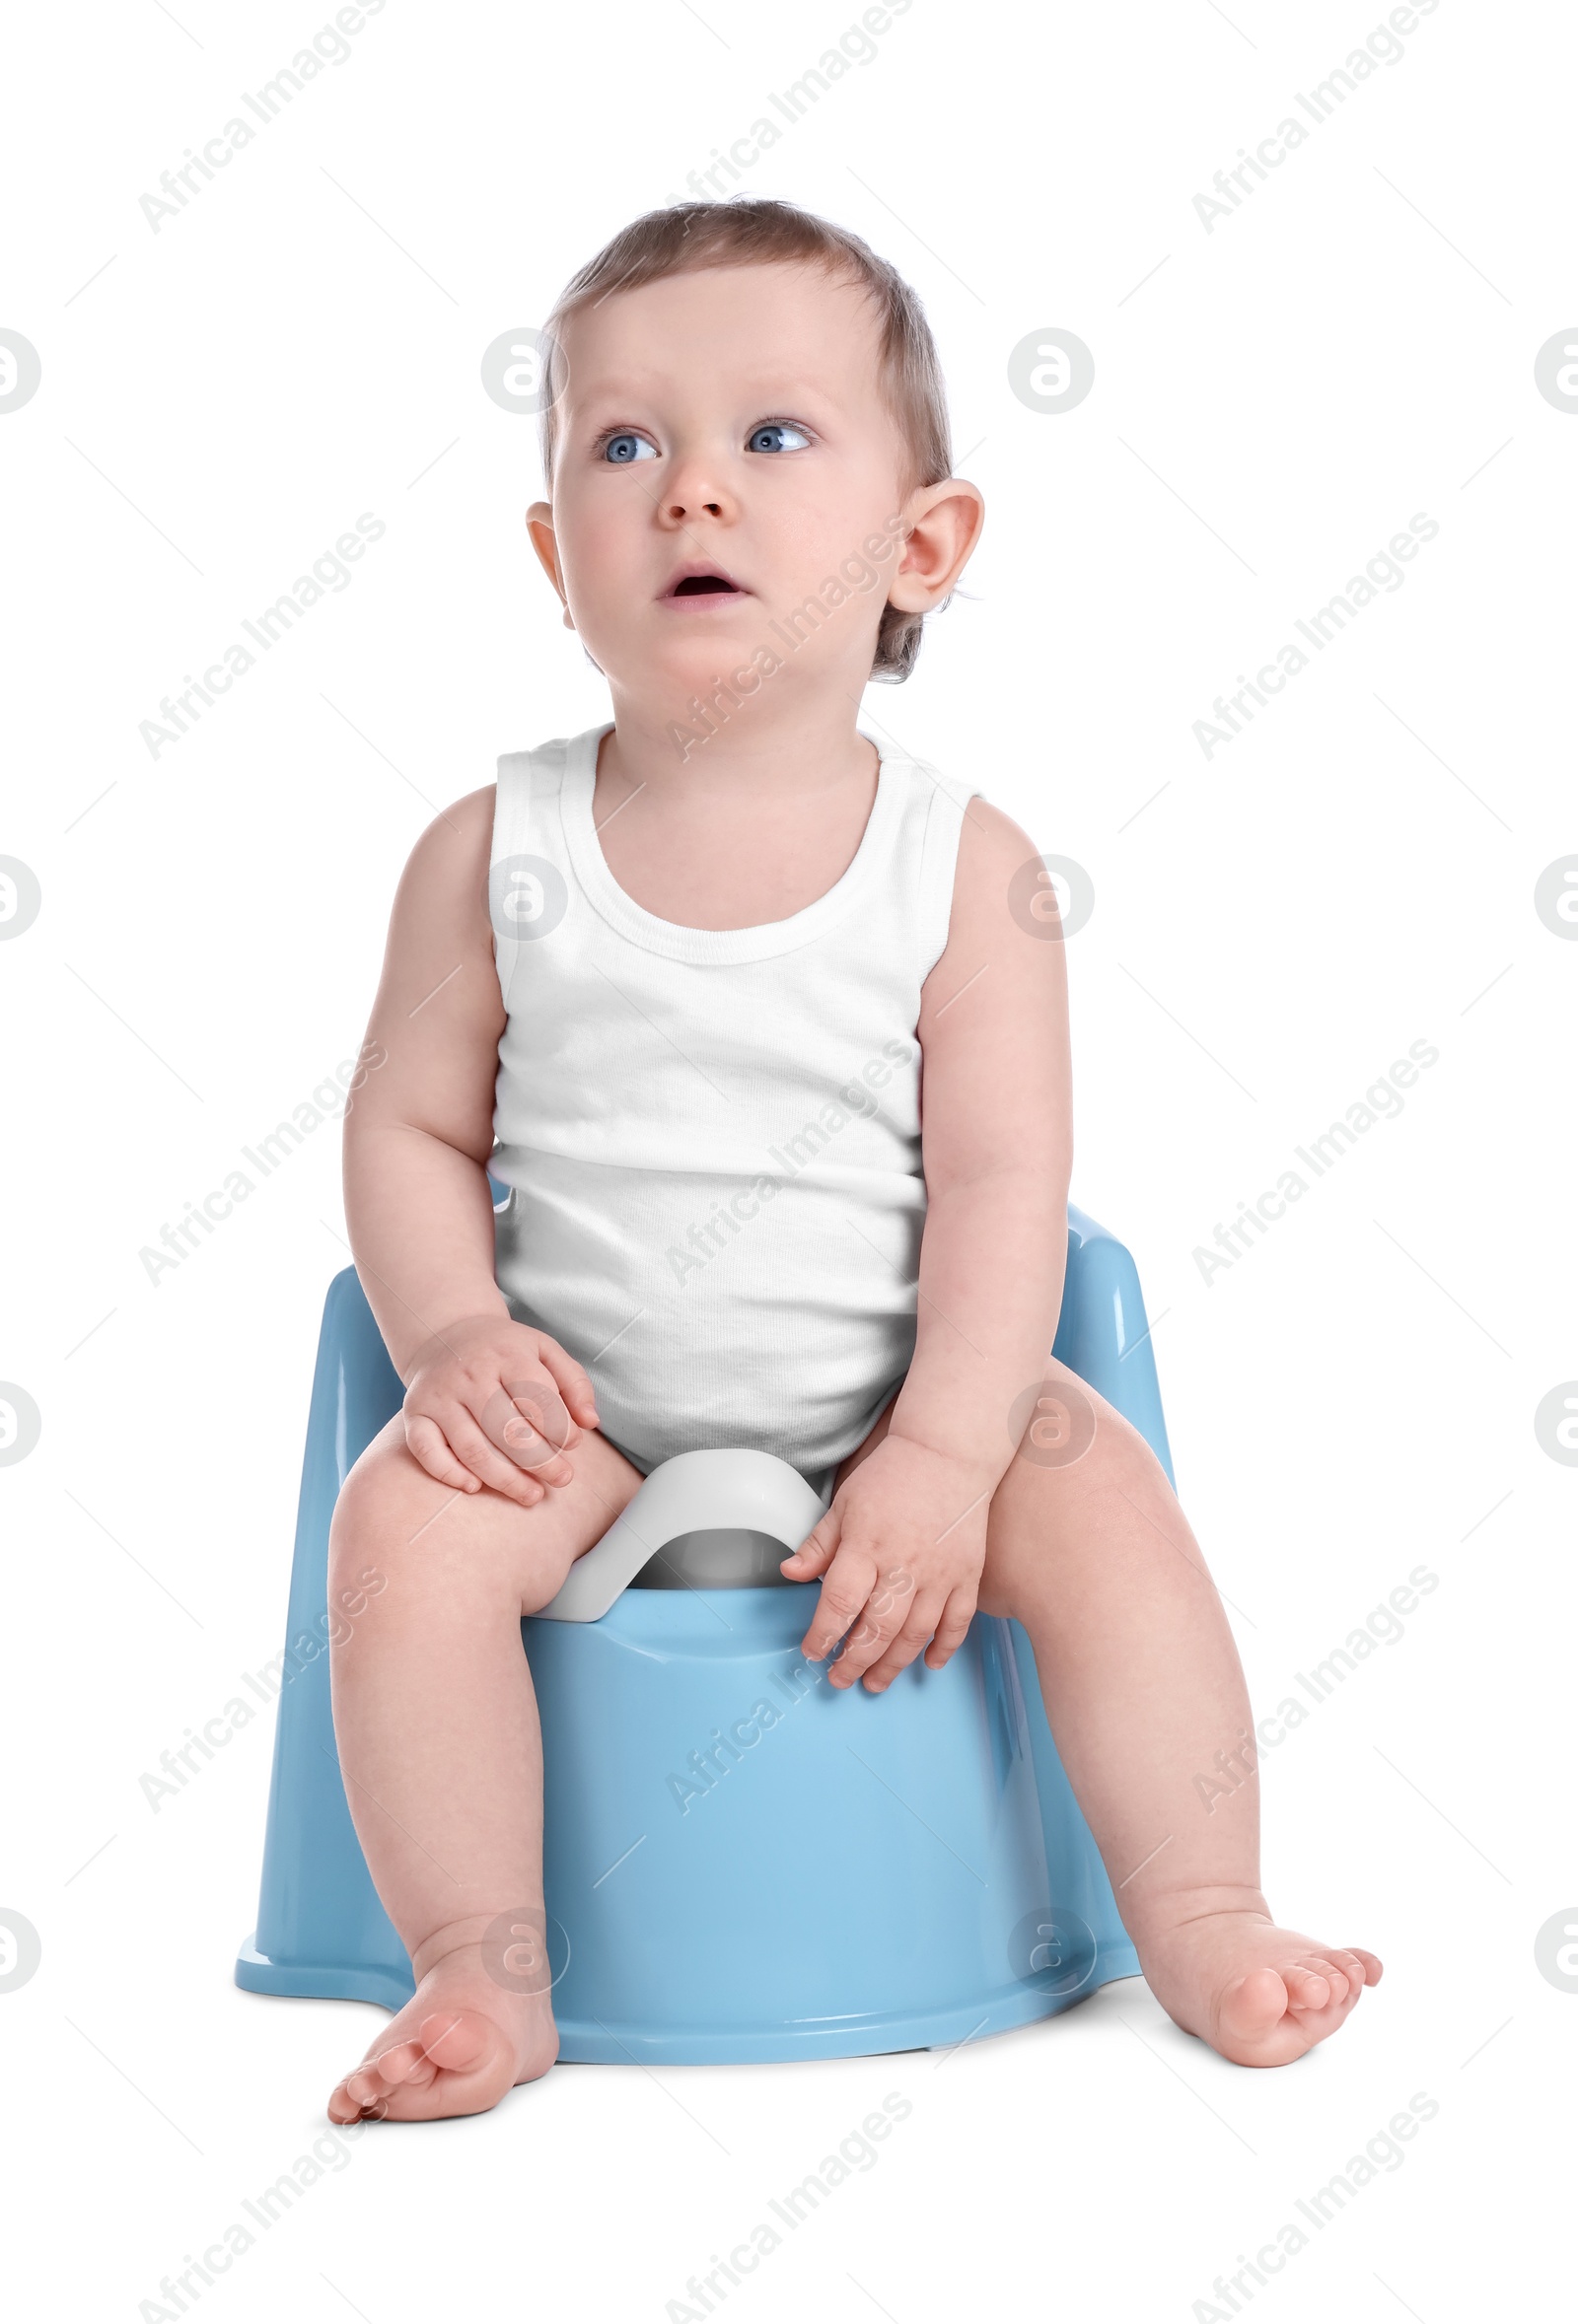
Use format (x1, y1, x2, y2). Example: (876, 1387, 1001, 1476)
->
(236, 1199, 1175, 2063)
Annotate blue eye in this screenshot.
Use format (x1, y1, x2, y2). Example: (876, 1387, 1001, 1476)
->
(601, 431, 655, 463)
(748, 421, 812, 454)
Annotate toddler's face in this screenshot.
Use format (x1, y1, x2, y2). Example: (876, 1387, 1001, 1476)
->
(527, 261, 931, 718)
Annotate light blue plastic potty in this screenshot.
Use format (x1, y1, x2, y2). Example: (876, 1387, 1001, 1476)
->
(236, 1199, 1175, 2064)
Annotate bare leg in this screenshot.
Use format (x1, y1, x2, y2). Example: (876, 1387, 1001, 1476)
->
(835, 1367, 1382, 2066)
(323, 1415, 644, 2122)
(968, 1360, 1381, 2065)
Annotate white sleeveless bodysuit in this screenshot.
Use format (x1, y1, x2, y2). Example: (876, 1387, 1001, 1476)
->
(488, 720, 981, 1499)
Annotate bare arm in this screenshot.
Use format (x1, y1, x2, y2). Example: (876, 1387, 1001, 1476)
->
(340, 787, 599, 1501)
(886, 797, 1072, 1486)
(341, 787, 511, 1378)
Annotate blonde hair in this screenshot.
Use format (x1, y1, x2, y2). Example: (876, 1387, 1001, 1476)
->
(537, 197, 956, 682)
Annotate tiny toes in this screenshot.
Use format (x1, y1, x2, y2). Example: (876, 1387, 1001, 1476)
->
(338, 2069, 391, 2118)
(416, 2009, 494, 2075)
(1295, 1960, 1347, 2006)
(370, 2039, 434, 2088)
(1217, 1965, 1292, 2038)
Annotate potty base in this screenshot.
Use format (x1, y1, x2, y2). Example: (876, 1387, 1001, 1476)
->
(233, 1935, 1141, 2063)
(510, 1585, 1139, 2064)
(236, 1207, 1170, 2065)
(234, 1937, 414, 2014)
(546, 1951, 1143, 2066)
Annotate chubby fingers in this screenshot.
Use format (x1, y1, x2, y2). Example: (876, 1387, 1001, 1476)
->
(480, 1375, 580, 1487)
(858, 1594, 943, 1690)
(827, 1562, 921, 1690)
(799, 1540, 878, 1666)
(807, 1553, 922, 1688)
(921, 1585, 978, 1671)
(862, 1581, 979, 1691)
(780, 1507, 840, 1582)
(532, 1338, 602, 1433)
(404, 1412, 507, 1498)
(405, 1406, 548, 1506)
(402, 1367, 581, 1508)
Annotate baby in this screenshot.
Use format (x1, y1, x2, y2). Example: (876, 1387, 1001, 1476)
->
(324, 197, 1380, 2125)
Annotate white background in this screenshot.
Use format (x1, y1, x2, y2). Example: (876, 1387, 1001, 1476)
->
(2, 0, 1571, 2316)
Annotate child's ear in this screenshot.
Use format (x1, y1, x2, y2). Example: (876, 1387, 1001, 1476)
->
(524, 502, 565, 599)
(888, 478, 986, 612)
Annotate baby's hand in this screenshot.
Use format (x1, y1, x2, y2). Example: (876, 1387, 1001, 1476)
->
(399, 1313, 601, 1507)
(781, 1436, 993, 1693)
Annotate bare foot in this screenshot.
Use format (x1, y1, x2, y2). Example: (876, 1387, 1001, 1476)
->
(1131, 1889, 1383, 2067)
(327, 1935, 559, 2123)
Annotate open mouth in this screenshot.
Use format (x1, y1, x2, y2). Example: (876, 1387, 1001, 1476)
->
(663, 565, 747, 599)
